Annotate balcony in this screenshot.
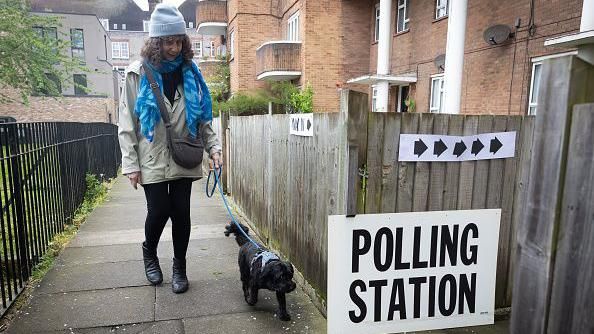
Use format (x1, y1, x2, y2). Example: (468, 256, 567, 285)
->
(196, 0, 228, 35)
(256, 41, 302, 81)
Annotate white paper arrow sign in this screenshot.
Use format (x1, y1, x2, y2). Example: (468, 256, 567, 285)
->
(398, 132, 516, 162)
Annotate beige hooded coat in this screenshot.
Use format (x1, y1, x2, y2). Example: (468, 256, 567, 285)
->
(118, 60, 221, 185)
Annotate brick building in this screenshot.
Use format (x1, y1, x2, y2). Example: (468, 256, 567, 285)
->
(0, 11, 120, 124)
(203, 0, 587, 115)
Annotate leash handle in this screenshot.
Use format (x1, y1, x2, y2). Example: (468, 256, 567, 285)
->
(206, 166, 262, 250)
(205, 166, 222, 198)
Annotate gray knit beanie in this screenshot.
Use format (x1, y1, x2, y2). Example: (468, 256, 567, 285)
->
(149, 4, 186, 37)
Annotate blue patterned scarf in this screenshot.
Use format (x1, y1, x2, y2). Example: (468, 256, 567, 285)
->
(134, 55, 212, 142)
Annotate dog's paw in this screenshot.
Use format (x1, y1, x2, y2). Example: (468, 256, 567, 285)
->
(277, 311, 291, 321)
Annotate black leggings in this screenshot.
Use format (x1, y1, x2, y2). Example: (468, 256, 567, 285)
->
(143, 178, 192, 260)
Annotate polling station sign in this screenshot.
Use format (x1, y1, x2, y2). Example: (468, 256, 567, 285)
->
(328, 209, 501, 334)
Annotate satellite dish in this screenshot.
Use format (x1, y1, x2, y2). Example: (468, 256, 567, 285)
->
(434, 54, 445, 71)
(483, 25, 512, 45)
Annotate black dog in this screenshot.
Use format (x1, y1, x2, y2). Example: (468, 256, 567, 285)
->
(224, 222, 297, 321)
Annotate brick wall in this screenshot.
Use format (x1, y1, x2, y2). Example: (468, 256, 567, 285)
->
(0, 89, 117, 124)
(361, 0, 582, 115)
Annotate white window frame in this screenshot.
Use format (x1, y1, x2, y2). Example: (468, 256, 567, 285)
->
(210, 41, 215, 57)
(193, 41, 202, 58)
(112, 41, 129, 59)
(397, 85, 410, 113)
(430, 74, 445, 113)
(397, 0, 410, 33)
(229, 30, 235, 59)
(287, 11, 300, 41)
(435, 0, 448, 19)
(122, 23, 127, 30)
(143, 20, 150, 32)
(528, 51, 577, 115)
(374, 4, 380, 42)
(113, 23, 118, 30)
(100, 19, 109, 31)
(372, 86, 378, 112)
(188, 22, 194, 28)
(528, 62, 542, 116)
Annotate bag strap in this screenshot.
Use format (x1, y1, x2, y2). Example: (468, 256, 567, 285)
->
(142, 61, 171, 128)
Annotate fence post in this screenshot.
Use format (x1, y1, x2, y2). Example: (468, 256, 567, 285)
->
(7, 124, 30, 281)
(511, 55, 594, 333)
(341, 90, 369, 215)
(221, 110, 230, 193)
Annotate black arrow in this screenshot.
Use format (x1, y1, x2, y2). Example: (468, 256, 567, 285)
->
(490, 137, 502, 154)
(453, 140, 467, 157)
(307, 119, 312, 131)
(414, 139, 428, 157)
(434, 139, 448, 157)
(471, 139, 484, 155)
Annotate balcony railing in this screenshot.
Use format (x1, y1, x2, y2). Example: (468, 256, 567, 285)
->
(256, 41, 302, 81)
(196, 0, 228, 35)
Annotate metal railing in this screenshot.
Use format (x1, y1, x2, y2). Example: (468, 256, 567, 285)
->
(0, 122, 120, 315)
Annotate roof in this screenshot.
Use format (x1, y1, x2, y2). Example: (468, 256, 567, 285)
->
(30, 0, 150, 31)
(178, 0, 198, 23)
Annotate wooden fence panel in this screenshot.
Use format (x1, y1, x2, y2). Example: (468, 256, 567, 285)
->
(227, 109, 535, 310)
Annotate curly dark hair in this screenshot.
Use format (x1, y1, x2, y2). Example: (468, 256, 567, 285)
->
(140, 34, 194, 68)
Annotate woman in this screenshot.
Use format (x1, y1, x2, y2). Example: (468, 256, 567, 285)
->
(118, 4, 222, 294)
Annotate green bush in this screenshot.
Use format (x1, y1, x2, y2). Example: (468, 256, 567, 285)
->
(215, 90, 270, 116)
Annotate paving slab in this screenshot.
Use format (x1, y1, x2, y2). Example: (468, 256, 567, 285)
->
(7, 286, 155, 333)
(154, 276, 319, 321)
(38, 320, 184, 334)
(56, 239, 237, 267)
(183, 310, 326, 334)
(34, 260, 149, 295)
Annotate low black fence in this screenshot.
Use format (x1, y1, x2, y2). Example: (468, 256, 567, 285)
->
(0, 122, 120, 315)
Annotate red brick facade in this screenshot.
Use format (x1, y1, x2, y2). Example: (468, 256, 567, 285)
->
(226, 0, 583, 114)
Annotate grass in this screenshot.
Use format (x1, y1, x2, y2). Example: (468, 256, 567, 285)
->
(0, 173, 114, 330)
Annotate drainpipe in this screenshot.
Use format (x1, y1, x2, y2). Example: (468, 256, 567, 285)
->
(443, 0, 468, 114)
(375, 0, 392, 112)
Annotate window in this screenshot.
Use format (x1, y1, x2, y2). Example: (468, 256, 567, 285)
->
(122, 23, 127, 30)
(374, 4, 380, 42)
(113, 66, 126, 83)
(528, 62, 542, 115)
(397, 0, 410, 33)
(436, 0, 448, 19)
(188, 22, 194, 28)
(143, 20, 150, 32)
(229, 30, 235, 59)
(70, 29, 85, 63)
(33, 26, 58, 53)
(430, 75, 445, 113)
(397, 85, 410, 113)
(100, 19, 109, 30)
(287, 11, 300, 41)
(113, 23, 118, 30)
(210, 41, 215, 57)
(73, 74, 87, 96)
(112, 42, 129, 59)
(193, 41, 202, 58)
(33, 73, 61, 96)
(372, 86, 378, 112)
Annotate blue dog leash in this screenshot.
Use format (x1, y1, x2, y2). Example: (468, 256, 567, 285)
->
(206, 166, 262, 250)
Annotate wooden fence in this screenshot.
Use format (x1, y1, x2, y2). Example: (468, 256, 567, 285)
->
(221, 91, 536, 309)
(511, 55, 594, 333)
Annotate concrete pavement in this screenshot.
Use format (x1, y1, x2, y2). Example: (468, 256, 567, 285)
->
(6, 176, 326, 334)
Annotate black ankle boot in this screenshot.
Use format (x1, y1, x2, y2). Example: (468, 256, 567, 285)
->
(172, 257, 188, 294)
(142, 242, 163, 285)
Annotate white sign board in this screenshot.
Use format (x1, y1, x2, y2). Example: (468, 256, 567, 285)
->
(398, 132, 516, 162)
(328, 209, 501, 334)
(289, 114, 313, 137)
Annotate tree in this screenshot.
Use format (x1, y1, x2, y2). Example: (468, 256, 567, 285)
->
(0, 0, 87, 104)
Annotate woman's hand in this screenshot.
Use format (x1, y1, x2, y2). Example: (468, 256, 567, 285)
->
(127, 171, 142, 190)
(210, 152, 223, 170)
